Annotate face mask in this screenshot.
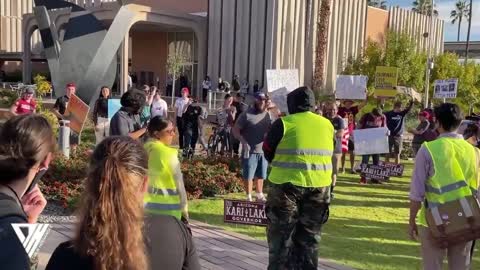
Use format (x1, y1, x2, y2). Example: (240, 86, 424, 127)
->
(25, 167, 48, 195)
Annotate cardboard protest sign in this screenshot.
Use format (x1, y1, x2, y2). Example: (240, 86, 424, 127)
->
(108, 99, 122, 119)
(335, 75, 368, 100)
(359, 162, 405, 181)
(396, 86, 422, 103)
(434, 79, 458, 99)
(64, 94, 90, 134)
(266, 69, 300, 113)
(353, 128, 389, 155)
(375, 66, 398, 97)
(224, 199, 267, 227)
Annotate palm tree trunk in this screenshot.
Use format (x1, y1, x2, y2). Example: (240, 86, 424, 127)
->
(313, 0, 332, 94)
(457, 17, 462, 41)
(465, 0, 473, 64)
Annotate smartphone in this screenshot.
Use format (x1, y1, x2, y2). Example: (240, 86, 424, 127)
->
(25, 168, 48, 194)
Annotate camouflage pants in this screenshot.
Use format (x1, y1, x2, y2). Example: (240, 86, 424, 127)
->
(266, 183, 330, 270)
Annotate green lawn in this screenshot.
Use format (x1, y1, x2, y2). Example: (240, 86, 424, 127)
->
(189, 160, 480, 270)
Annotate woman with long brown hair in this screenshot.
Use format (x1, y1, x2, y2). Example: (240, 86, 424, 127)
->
(46, 136, 200, 270)
(0, 114, 54, 269)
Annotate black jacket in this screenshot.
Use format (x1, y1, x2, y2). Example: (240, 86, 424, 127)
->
(0, 193, 30, 270)
(263, 87, 316, 162)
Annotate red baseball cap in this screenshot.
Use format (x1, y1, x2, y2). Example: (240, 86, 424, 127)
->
(66, 82, 76, 88)
(418, 111, 430, 118)
(181, 87, 189, 95)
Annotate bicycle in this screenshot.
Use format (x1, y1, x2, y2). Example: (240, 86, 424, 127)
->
(207, 122, 230, 156)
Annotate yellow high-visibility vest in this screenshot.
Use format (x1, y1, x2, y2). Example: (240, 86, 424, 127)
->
(419, 137, 479, 225)
(268, 111, 334, 188)
(144, 140, 182, 219)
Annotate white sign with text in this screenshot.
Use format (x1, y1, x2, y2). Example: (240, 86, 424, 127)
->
(335, 75, 368, 100)
(353, 128, 389, 155)
(434, 79, 458, 99)
(266, 69, 300, 113)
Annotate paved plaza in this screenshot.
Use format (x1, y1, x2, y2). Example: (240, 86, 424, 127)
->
(37, 220, 353, 270)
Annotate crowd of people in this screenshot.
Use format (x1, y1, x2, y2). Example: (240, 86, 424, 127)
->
(1, 80, 480, 270)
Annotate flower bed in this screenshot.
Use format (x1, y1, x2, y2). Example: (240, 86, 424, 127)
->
(41, 148, 244, 210)
(182, 156, 244, 199)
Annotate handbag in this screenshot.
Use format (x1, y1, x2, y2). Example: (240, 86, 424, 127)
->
(425, 148, 480, 248)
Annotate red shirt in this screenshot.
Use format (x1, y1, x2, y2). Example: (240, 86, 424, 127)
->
(15, 98, 36, 115)
(338, 106, 359, 132)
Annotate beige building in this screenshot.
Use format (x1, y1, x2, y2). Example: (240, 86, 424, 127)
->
(207, 1, 444, 94)
(0, 0, 444, 96)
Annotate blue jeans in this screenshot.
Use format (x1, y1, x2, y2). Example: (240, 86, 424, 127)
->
(361, 154, 380, 165)
(242, 153, 268, 181)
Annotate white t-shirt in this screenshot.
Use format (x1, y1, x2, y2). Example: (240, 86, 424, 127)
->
(151, 98, 168, 118)
(175, 97, 190, 117)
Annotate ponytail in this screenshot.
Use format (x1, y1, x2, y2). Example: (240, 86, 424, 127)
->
(75, 137, 148, 270)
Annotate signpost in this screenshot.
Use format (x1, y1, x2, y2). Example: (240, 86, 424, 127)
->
(335, 75, 368, 100)
(434, 79, 458, 99)
(224, 199, 267, 227)
(375, 66, 399, 97)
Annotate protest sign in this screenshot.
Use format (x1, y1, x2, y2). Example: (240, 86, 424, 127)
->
(266, 69, 300, 113)
(434, 79, 458, 99)
(108, 99, 122, 119)
(396, 86, 422, 102)
(335, 75, 368, 100)
(224, 199, 267, 227)
(359, 162, 405, 181)
(64, 94, 90, 134)
(375, 66, 398, 97)
(353, 128, 389, 155)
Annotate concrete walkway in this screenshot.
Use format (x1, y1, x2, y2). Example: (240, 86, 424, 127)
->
(37, 220, 353, 270)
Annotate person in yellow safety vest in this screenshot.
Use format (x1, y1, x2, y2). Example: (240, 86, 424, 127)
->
(144, 116, 188, 220)
(263, 86, 333, 270)
(409, 103, 480, 270)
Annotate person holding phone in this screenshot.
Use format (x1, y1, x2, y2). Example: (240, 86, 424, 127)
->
(0, 115, 55, 269)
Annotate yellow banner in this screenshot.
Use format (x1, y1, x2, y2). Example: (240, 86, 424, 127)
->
(375, 66, 398, 97)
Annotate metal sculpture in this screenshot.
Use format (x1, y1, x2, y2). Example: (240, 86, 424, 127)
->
(33, 0, 136, 106)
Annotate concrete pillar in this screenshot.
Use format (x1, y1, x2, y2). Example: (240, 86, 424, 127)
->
(196, 29, 207, 99)
(120, 34, 129, 94)
(22, 25, 33, 84)
(220, 0, 235, 81)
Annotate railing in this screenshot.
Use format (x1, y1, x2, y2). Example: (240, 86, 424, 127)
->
(66, 0, 118, 8)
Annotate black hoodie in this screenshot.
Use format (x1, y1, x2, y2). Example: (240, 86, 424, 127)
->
(0, 193, 30, 270)
(263, 87, 316, 162)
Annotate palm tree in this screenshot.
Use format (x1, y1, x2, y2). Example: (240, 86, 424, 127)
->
(313, 0, 332, 93)
(465, 0, 473, 63)
(450, 0, 469, 41)
(412, 0, 438, 16)
(368, 0, 388, 10)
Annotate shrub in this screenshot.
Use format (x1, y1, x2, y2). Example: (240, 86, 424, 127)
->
(41, 145, 90, 209)
(0, 89, 17, 107)
(182, 156, 244, 199)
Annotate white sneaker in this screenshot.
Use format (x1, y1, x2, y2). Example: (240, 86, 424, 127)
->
(256, 193, 266, 202)
(246, 194, 253, 202)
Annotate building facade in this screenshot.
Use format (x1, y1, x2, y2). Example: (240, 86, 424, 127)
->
(1, 0, 444, 97)
(207, 1, 445, 93)
(444, 41, 480, 63)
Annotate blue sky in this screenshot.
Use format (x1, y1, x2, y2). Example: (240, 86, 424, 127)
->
(388, 0, 479, 41)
